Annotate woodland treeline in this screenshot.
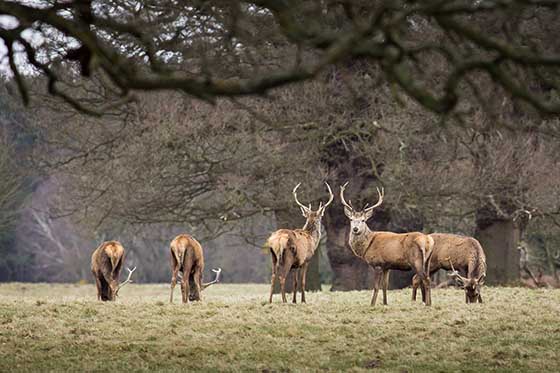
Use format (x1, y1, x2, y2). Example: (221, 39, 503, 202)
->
(1, 1, 560, 288)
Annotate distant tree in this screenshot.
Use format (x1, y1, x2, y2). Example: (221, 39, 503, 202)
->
(0, 128, 28, 281)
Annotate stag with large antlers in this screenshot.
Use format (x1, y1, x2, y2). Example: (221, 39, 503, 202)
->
(169, 234, 221, 303)
(264, 182, 334, 303)
(340, 183, 434, 306)
(411, 234, 487, 303)
(91, 241, 136, 301)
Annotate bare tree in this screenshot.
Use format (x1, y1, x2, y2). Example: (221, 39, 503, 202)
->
(1, 1, 560, 119)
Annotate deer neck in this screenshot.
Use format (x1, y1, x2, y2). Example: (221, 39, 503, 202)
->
(302, 220, 322, 248)
(348, 226, 373, 258)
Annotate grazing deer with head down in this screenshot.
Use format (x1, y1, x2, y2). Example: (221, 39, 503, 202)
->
(169, 234, 221, 303)
(340, 182, 434, 306)
(91, 241, 136, 301)
(411, 233, 487, 303)
(264, 182, 334, 303)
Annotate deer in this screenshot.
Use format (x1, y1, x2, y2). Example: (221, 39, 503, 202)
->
(264, 182, 334, 304)
(411, 233, 487, 303)
(169, 234, 222, 303)
(91, 241, 136, 301)
(340, 182, 434, 306)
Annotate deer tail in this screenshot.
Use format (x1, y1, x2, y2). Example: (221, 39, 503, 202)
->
(472, 239, 487, 281)
(106, 245, 121, 274)
(424, 235, 435, 274)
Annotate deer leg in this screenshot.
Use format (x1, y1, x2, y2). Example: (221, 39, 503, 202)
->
(478, 294, 483, 303)
(382, 270, 390, 305)
(279, 259, 292, 303)
(292, 269, 299, 304)
(170, 268, 179, 303)
(194, 268, 203, 301)
(183, 276, 190, 304)
(269, 255, 277, 304)
(181, 267, 191, 304)
(411, 274, 419, 302)
(413, 258, 431, 306)
(279, 275, 287, 303)
(93, 273, 102, 301)
(371, 267, 382, 306)
(424, 277, 432, 306)
(301, 263, 308, 303)
(417, 271, 431, 306)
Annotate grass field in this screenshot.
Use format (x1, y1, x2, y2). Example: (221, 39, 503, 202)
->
(1, 283, 559, 372)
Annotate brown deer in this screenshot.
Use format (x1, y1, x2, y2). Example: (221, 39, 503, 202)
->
(169, 234, 221, 303)
(340, 182, 434, 306)
(264, 182, 334, 303)
(411, 233, 487, 303)
(91, 241, 136, 301)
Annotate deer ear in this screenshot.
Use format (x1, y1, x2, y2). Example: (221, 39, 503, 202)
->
(300, 207, 308, 217)
(478, 274, 485, 286)
(364, 209, 374, 221)
(344, 206, 353, 219)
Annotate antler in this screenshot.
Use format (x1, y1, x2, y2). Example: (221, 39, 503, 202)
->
(340, 181, 354, 211)
(364, 187, 385, 212)
(319, 182, 334, 213)
(202, 268, 222, 290)
(446, 258, 468, 286)
(116, 266, 136, 294)
(293, 183, 311, 213)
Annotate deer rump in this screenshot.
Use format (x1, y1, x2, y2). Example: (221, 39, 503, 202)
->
(171, 245, 204, 301)
(266, 230, 302, 268)
(92, 244, 123, 301)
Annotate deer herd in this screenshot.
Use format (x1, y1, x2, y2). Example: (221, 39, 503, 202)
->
(91, 182, 487, 306)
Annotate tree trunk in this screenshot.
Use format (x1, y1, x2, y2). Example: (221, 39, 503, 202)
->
(475, 218, 520, 285)
(272, 208, 322, 293)
(543, 241, 560, 286)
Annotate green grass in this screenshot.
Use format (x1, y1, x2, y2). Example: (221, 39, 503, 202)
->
(1, 283, 559, 372)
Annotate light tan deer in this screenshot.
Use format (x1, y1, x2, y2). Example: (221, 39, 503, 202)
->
(91, 241, 136, 301)
(340, 182, 434, 306)
(264, 182, 334, 303)
(169, 234, 221, 303)
(411, 233, 487, 303)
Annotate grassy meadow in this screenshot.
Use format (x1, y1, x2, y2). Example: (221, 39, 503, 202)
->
(0, 283, 559, 372)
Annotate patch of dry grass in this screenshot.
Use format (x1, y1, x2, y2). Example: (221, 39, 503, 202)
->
(1, 283, 559, 372)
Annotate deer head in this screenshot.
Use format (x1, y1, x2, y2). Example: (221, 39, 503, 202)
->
(293, 182, 334, 230)
(447, 259, 485, 303)
(340, 182, 384, 236)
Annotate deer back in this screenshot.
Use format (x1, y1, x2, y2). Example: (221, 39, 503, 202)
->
(429, 233, 485, 275)
(360, 231, 427, 269)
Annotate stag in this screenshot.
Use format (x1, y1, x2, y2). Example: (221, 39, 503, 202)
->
(264, 182, 334, 303)
(411, 233, 487, 303)
(91, 241, 136, 301)
(340, 182, 434, 306)
(169, 234, 221, 303)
